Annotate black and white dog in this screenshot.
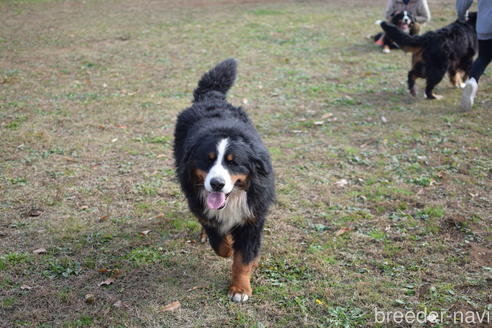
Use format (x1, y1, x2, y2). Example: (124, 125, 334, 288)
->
(173, 59, 275, 302)
(374, 10, 418, 53)
(379, 12, 477, 99)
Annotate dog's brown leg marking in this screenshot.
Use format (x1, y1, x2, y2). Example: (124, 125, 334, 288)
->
(199, 227, 208, 243)
(216, 234, 233, 258)
(229, 251, 257, 297)
(456, 70, 465, 87)
(449, 72, 458, 87)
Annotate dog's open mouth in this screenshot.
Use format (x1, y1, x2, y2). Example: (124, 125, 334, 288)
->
(400, 23, 410, 33)
(206, 192, 231, 210)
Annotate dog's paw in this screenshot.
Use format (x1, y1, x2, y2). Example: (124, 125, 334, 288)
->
(426, 94, 443, 100)
(375, 20, 384, 25)
(199, 229, 208, 243)
(459, 82, 466, 89)
(228, 285, 251, 303)
(229, 292, 249, 303)
(382, 47, 390, 54)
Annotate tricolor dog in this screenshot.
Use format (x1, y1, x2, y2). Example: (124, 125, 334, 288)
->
(173, 59, 275, 302)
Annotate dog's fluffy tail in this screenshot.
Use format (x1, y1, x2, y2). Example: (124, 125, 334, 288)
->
(193, 58, 237, 102)
(380, 21, 423, 51)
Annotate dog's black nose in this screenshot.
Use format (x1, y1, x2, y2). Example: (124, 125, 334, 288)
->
(210, 178, 225, 191)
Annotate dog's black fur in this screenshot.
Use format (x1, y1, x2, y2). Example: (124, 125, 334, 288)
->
(173, 59, 275, 300)
(380, 12, 478, 99)
(373, 11, 418, 50)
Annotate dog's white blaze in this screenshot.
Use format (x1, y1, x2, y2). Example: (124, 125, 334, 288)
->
(204, 138, 233, 193)
(201, 189, 253, 234)
(402, 11, 410, 24)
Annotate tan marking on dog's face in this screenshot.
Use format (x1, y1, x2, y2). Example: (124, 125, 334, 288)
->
(226, 154, 234, 162)
(231, 174, 248, 189)
(195, 168, 207, 183)
(208, 152, 216, 161)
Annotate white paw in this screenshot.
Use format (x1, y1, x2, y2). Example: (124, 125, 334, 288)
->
(375, 20, 384, 25)
(382, 48, 390, 53)
(459, 82, 466, 89)
(229, 292, 249, 303)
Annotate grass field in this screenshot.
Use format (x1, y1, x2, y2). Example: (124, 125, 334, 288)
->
(1, 0, 491, 327)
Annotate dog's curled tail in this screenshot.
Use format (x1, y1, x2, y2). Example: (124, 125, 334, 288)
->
(380, 21, 423, 51)
(193, 58, 237, 102)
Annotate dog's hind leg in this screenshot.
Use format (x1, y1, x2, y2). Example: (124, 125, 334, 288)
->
(199, 227, 208, 243)
(425, 63, 447, 99)
(449, 61, 466, 88)
(460, 56, 474, 83)
(408, 61, 424, 97)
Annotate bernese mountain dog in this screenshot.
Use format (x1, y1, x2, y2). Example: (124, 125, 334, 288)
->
(374, 11, 418, 53)
(173, 59, 275, 302)
(379, 12, 478, 99)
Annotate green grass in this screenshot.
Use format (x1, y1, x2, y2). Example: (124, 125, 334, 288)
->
(0, 0, 491, 327)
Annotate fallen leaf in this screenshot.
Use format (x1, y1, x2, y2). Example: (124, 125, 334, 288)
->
(335, 227, 352, 236)
(140, 230, 151, 236)
(79, 205, 89, 210)
(85, 294, 95, 304)
(381, 116, 388, 123)
(155, 213, 167, 220)
(187, 286, 204, 292)
(111, 138, 118, 143)
(99, 215, 109, 222)
(313, 121, 324, 126)
(33, 248, 47, 254)
(321, 112, 334, 119)
(161, 301, 181, 312)
(99, 278, 114, 287)
(113, 300, 123, 308)
(335, 179, 348, 188)
(28, 208, 43, 217)
(242, 98, 248, 105)
(20, 285, 32, 290)
(63, 156, 79, 163)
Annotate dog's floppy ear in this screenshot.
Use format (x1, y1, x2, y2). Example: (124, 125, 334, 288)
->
(391, 10, 399, 17)
(249, 149, 271, 178)
(179, 141, 200, 180)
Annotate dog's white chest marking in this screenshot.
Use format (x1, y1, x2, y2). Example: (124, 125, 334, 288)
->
(201, 189, 253, 234)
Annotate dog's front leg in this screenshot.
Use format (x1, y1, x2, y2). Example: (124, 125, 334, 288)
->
(229, 223, 263, 302)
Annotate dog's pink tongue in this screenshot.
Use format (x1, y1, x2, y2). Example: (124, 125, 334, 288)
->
(207, 192, 226, 210)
